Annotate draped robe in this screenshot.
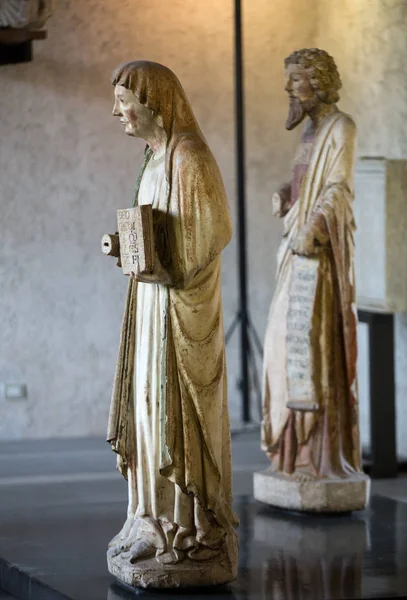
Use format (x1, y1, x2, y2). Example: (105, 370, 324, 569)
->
(262, 108, 362, 478)
(107, 131, 237, 557)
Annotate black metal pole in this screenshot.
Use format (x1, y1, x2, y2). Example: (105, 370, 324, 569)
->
(358, 310, 397, 478)
(234, 0, 250, 422)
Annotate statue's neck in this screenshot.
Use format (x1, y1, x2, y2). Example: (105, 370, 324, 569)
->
(144, 127, 167, 160)
(308, 103, 337, 128)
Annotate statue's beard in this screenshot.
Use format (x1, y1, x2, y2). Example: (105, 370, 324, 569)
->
(285, 96, 319, 131)
(285, 97, 306, 130)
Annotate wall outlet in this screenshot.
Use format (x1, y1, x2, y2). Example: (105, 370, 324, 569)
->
(4, 383, 27, 400)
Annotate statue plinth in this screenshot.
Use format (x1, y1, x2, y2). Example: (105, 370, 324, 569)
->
(254, 469, 370, 513)
(107, 531, 238, 589)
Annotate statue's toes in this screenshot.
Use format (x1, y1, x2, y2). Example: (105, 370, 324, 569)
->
(156, 549, 183, 565)
(108, 518, 134, 548)
(108, 533, 123, 549)
(128, 540, 157, 564)
(107, 542, 124, 558)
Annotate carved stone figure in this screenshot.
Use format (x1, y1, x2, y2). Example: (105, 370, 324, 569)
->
(104, 61, 238, 588)
(254, 48, 370, 512)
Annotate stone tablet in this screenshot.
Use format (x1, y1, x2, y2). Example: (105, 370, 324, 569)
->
(286, 255, 319, 411)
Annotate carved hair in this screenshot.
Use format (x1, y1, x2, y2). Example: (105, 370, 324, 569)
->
(284, 48, 342, 104)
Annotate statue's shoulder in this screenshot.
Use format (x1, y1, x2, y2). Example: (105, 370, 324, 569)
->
(327, 111, 357, 148)
(172, 134, 212, 169)
(332, 111, 356, 135)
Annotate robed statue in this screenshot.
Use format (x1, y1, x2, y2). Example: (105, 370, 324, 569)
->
(103, 61, 238, 588)
(255, 49, 370, 512)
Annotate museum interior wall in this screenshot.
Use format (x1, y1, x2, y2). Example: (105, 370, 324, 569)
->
(316, 0, 407, 460)
(0, 0, 236, 438)
(1, 0, 406, 459)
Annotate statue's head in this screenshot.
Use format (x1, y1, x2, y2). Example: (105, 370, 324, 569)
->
(112, 84, 156, 139)
(111, 63, 160, 139)
(284, 48, 341, 130)
(111, 61, 199, 142)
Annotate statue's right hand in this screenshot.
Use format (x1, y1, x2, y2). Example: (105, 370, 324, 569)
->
(271, 192, 283, 217)
(272, 184, 291, 217)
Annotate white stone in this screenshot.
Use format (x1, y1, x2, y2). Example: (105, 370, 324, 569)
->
(253, 469, 370, 513)
(354, 158, 407, 312)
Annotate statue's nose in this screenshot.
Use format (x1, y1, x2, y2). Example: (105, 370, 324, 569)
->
(112, 99, 122, 116)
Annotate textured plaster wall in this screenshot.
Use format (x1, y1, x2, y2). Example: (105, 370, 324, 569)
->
(2, 0, 406, 457)
(0, 0, 237, 438)
(316, 0, 407, 459)
(242, 0, 317, 424)
(0, 0, 318, 439)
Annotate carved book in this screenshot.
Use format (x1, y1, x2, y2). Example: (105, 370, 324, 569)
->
(117, 205, 154, 276)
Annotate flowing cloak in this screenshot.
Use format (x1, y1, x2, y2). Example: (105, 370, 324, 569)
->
(262, 108, 362, 472)
(106, 63, 235, 531)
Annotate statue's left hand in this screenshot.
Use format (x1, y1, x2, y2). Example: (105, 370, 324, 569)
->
(290, 232, 318, 257)
(130, 254, 171, 285)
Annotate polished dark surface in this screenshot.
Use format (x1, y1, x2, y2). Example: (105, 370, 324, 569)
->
(1, 488, 407, 600)
(0, 590, 16, 599)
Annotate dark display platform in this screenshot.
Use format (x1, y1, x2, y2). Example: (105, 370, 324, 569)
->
(1, 489, 407, 600)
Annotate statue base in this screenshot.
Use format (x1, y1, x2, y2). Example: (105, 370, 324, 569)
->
(107, 531, 238, 589)
(253, 469, 370, 512)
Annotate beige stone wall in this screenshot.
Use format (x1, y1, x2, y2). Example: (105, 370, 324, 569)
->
(0, 0, 237, 437)
(0, 0, 317, 438)
(2, 0, 406, 459)
(316, 0, 407, 459)
(244, 0, 316, 362)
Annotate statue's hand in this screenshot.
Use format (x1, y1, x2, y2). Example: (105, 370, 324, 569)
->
(272, 184, 292, 217)
(290, 231, 319, 256)
(290, 212, 330, 257)
(271, 192, 283, 217)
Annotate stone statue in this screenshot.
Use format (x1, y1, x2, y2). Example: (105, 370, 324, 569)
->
(104, 61, 238, 589)
(254, 48, 370, 512)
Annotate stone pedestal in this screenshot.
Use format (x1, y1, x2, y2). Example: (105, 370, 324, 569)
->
(253, 470, 370, 512)
(107, 530, 238, 590)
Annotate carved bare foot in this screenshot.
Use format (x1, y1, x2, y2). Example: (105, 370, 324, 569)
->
(127, 539, 157, 564)
(107, 517, 141, 558)
(108, 516, 134, 548)
(156, 549, 184, 565)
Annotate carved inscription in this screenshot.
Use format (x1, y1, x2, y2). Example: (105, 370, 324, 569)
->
(117, 205, 155, 275)
(286, 256, 320, 411)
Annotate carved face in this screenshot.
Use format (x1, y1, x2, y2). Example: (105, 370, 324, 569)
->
(284, 64, 318, 130)
(112, 85, 155, 138)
